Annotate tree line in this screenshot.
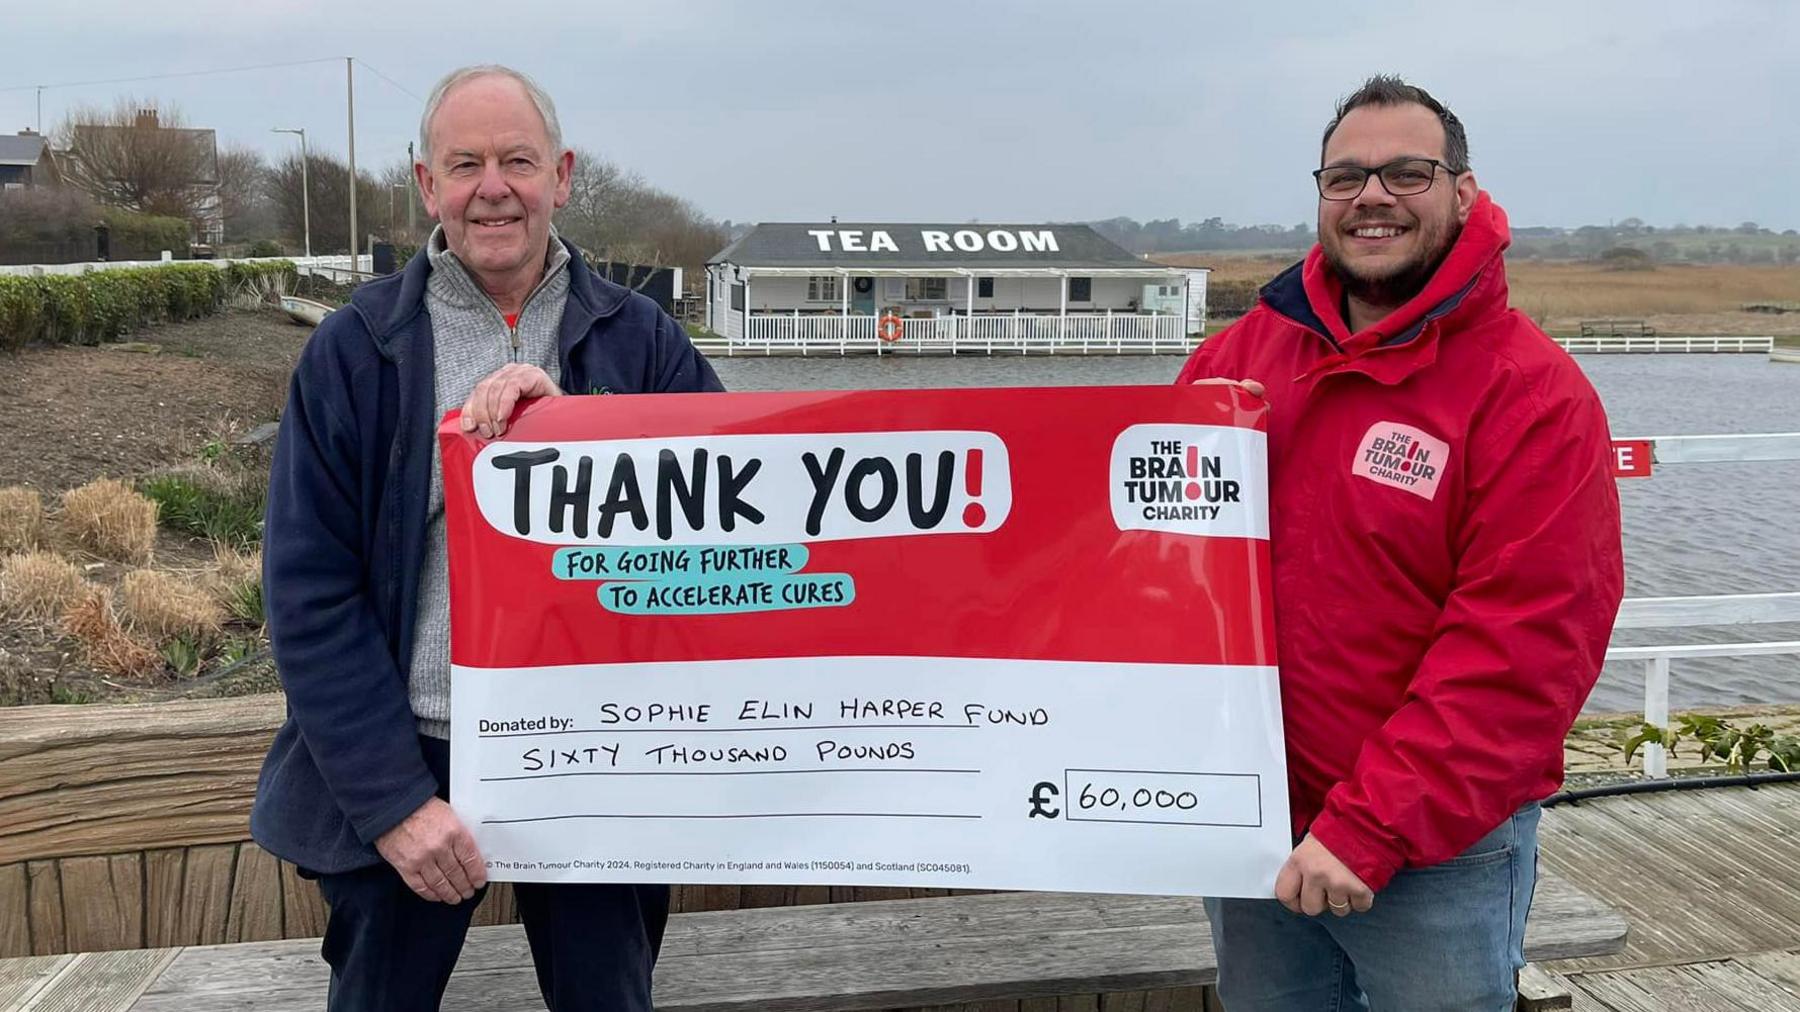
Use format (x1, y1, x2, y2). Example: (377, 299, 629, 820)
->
(1089, 214, 1800, 264)
(0, 99, 730, 273)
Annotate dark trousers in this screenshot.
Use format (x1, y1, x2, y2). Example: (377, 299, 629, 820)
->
(312, 736, 670, 1011)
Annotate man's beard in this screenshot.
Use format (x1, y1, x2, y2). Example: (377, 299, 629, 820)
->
(1323, 217, 1463, 310)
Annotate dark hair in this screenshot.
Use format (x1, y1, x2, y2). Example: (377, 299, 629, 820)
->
(1321, 75, 1469, 173)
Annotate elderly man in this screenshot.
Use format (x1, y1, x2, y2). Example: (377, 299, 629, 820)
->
(250, 65, 721, 1011)
(1179, 77, 1624, 1010)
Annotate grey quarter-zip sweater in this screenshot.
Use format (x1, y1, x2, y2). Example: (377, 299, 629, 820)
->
(410, 225, 571, 738)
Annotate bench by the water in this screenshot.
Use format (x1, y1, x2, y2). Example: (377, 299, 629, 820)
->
(1579, 319, 1657, 338)
(0, 873, 1623, 1011)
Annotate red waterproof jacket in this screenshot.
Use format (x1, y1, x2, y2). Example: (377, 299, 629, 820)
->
(1177, 193, 1624, 891)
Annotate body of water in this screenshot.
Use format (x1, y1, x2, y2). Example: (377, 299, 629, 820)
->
(710, 351, 1800, 713)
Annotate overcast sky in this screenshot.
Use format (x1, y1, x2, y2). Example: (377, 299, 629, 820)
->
(6, 0, 1795, 231)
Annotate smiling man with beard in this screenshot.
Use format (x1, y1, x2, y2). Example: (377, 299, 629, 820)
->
(1177, 77, 1624, 1010)
(250, 65, 721, 1012)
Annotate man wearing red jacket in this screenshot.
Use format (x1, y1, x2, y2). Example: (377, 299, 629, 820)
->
(1178, 76, 1624, 1010)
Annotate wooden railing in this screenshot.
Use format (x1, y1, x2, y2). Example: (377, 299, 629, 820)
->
(0, 696, 959, 958)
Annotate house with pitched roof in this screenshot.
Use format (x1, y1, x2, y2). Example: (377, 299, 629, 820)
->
(0, 131, 55, 191)
(705, 223, 1208, 354)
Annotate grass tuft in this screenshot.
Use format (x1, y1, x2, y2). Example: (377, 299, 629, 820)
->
(0, 550, 88, 624)
(61, 479, 158, 563)
(0, 487, 45, 554)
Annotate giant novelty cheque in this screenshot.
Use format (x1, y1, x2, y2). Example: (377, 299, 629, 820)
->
(442, 385, 1289, 897)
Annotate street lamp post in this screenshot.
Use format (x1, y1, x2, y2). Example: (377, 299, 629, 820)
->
(271, 127, 311, 258)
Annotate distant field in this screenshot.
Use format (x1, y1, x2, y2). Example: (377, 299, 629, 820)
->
(1162, 254, 1800, 337)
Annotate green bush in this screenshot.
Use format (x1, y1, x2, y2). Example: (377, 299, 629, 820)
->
(138, 464, 266, 547)
(102, 208, 192, 262)
(1208, 279, 1263, 317)
(0, 259, 293, 350)
(247, 239, 286, 258)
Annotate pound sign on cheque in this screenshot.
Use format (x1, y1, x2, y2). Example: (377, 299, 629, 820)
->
(1028, 781, 1061, 819)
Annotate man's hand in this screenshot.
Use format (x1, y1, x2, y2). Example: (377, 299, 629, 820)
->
(374, 797, 488, 904)
(460, 363, 562, 439)
(1189, 377, 1266, 398)
(1274, 833, 1373, 917)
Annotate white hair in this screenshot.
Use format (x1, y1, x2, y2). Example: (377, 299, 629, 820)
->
(418, 64, 564, 164)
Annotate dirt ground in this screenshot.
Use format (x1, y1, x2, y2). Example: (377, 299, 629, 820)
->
(1, 307, 307, 705)
(0, 308, 311, 494)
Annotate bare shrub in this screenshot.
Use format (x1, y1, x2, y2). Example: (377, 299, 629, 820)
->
(0, 487, 45, 553)
(118, 568, 224, 643)
(61, 478, 158, 563)
(0, 551, 87, 623)
(63, 586, 163, 679)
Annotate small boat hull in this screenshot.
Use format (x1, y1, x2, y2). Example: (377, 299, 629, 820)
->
(279, 296, 334, 327)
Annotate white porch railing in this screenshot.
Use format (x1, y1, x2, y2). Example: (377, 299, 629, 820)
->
(736, 312, 1193, 356)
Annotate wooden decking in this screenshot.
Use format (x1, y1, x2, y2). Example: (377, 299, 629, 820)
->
(1536, 781, 1800, 1010)
(0, 875, 1620, 1012)
(1, 781, 1795, 1011)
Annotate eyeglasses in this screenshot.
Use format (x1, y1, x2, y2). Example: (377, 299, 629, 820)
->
(1313, 158, 1451, 201)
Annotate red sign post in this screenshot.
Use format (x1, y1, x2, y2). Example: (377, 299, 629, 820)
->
(1611, 439, 1654, 478)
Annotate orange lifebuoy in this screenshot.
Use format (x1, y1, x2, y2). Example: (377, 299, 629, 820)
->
(878, 313, 903, 343)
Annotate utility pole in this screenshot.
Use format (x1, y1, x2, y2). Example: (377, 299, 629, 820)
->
(406, 140, 417, 238)
(346, 57, 358, 269)
(35, 86, 44, 133)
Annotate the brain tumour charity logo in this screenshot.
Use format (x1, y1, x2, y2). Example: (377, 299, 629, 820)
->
(1351, 422, 1449, 501)
(1124, 440, 1240, 521)
(1109, 424, 1267, 539)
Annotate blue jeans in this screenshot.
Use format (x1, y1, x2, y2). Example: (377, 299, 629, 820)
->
(1204, 804, 1540, 1012)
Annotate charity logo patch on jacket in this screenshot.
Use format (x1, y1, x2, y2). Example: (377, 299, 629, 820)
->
(1351, 421, 1449, 500)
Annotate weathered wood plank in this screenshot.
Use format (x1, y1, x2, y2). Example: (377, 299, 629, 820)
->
(176, 846, 236, 947)
(141, 851, 186, 949)
(17, 948, 177, 1012)
(277, 862, 325, 939)
(680, 885, 743, 914)
(1569, 959, 1800, 1012)
(0, 953, 71, 1009)
(129, 917, 1220, 1009)
(738, 884, 790, 910)
(0, 863, 30, 959)
(1546, 968, 1618, 1012)
(23, 862, 63, 957)
(1539, 803, 1713, 968)
(1517, 963, 1573, 1011)
(58, 854, 143, 953)
(1735, 949, 1800, 995)
(470, 882, 514, 927)
(124, 871, 1622, 1010)
(1539, 784, 1800, 971)
(221, 845, 280, 944)
(0, 697, 280, 865)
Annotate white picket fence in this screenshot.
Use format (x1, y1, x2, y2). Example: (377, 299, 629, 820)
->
(733, 312, 1193, 356)
(1556, 335, 1774, 354)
